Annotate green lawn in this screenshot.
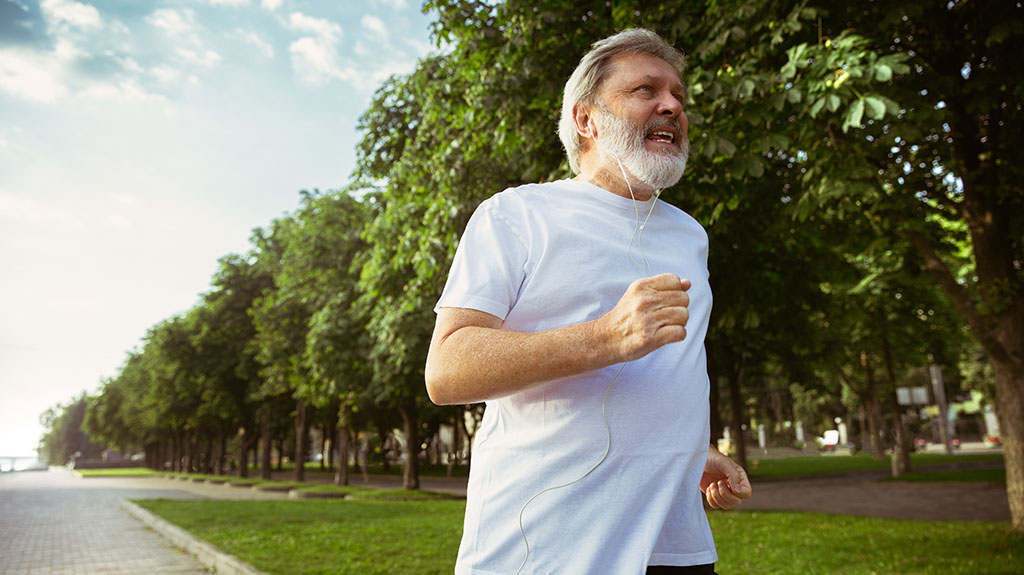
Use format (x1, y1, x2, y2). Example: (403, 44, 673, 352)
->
(747, 453, 1004, 479)
(135, 499, 1023, 575)
(75, 467, 159, 477)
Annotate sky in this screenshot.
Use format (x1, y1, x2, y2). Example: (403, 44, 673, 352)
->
(0, 0, 437, 459)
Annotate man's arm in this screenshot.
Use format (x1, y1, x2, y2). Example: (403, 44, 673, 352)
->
(424, 274, 691, 405)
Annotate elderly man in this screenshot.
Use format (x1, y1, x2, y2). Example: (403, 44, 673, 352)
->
(425, 28, 751, 575)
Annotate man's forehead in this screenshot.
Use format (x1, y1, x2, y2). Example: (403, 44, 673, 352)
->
(604, 53, 684, 89)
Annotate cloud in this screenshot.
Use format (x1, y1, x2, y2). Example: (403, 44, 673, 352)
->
(40, 0, 102, 31)
(289, 37, 354, 84)
(145, 8, 199, 39)
(287, 12, 342, 40)
(0, 46, 69, 102)
(234, 28, 274, 58)
(207, 0, 250, 5)
(261, 0, 283, 10)
(177, 48, 221, 68)
(0, 192, 84, 228)
(374, 0, 408, 9)
(361, 15, 388, 38)
(285, 12, 350, 85)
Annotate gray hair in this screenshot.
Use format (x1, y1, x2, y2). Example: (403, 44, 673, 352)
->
(558, 28, 686, 174)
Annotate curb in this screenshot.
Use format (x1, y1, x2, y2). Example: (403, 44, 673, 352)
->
(120, 500, 268, 575)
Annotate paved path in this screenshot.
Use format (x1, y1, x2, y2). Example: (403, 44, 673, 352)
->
(0, 468, 287, 575)
(275, 465, 1012, 522)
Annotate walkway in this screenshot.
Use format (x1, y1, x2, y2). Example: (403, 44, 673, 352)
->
(0, 468, 287, 575)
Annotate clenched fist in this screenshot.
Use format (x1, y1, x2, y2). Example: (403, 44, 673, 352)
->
(598, 273, 691, 363)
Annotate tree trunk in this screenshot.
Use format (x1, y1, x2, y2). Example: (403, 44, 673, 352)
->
(294, 397, 308, 482)
(260, 406, 273, 479)
(335, 426, 351, 486)
(377, 424, 391, 472)
(398, 401, 420, 490)
(214, 426, 226, 476)
(237, 426, 250, 478)
(203, 433, 213, 474)
(707, 342, 723, 442)
(858, 352, 885, 460)
(726, 353, 747, 470)
(878, 320, 912, 473)
(993, 358, 1024, 531)
(458, 411, 476, 467)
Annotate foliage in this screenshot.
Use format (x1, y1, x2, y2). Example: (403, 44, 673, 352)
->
(38, 393, 102, 465)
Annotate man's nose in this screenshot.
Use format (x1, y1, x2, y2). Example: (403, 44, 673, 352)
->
(657, 93, 684, 118)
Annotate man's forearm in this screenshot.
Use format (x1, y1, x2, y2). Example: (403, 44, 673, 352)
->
(424, 317, 616, 405)
(425, 274, 690, 405)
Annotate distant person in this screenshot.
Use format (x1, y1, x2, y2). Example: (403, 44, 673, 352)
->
(425, 28, 751, 575)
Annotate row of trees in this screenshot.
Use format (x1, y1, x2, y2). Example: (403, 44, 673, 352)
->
(38, 1, 1021, 529)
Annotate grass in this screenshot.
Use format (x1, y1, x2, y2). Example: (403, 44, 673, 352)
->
(74, 467, 160, 477)
(136, 498, 465, 575)
(712, 511, 1023, 574)
(135, 498, 1024, 575)
(747, 453, 1004, 479)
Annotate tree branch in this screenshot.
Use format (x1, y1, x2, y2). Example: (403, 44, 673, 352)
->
(901, 227, 1012, 366)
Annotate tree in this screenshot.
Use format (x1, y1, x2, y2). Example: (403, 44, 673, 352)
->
(39, 394, 103, 465)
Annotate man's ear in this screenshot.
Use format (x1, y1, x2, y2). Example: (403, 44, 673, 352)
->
(573, 104, 595, 140)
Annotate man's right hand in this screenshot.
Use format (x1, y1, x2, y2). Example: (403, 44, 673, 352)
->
(598, 273, 691, 363)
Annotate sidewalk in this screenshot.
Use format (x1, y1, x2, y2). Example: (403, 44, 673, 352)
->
(0, 468, 221, 574)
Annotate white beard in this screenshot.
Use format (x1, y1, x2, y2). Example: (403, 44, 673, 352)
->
(595, 110, 689, 191)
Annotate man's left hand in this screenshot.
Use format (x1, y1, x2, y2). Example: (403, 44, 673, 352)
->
(699, 446, 752, 510)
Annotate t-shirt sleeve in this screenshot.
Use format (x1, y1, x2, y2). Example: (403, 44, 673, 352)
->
(435, 198, 528, 320)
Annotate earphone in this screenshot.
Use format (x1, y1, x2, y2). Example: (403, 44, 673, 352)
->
(514, 118, 660, 574)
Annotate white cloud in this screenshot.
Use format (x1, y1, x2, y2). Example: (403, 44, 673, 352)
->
(361, 15, 388, 38)
(261, 0, 283, 10)
(40, 0, 102, 31)
(78, 77, 164, 103)
(0, 48, 69, 102)
(235, 28, 275, 58)
(289, 37, 354, 84)
(285, 12, 350, 85)
(0, 192, 84, 228)
(287, 12, 342, 39)
(150, 65, 180, 84)
(208, 0, 250, 5)
(146, 8, 198, 38)
(177, 48, 222, 68)
(374, 0, 407, 9)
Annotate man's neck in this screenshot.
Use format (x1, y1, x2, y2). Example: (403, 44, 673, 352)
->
(576, 166, 656, 201)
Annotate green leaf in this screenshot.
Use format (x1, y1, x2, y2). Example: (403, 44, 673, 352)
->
(826, 94, 841, 112)
(810, 96, 826, 118)
(863, 96, 885, 120)
(747, 155, 765, 177)
(843, 99, 865, 133)
(717, 136, 737, 157)
(786, 88, 802, 104)
(875, 64, 892, 82)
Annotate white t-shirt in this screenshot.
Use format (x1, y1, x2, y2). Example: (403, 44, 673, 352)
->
(436, 179, 716, 575)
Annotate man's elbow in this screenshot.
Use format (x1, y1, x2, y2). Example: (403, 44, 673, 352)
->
(424, 361, 459, 406)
